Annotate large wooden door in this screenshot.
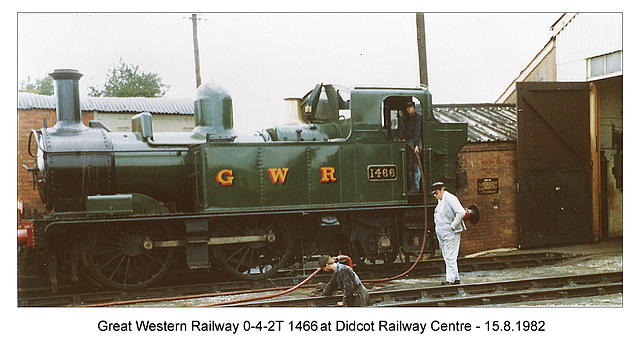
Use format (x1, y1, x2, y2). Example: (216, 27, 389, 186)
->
(516, 82, 593, 248)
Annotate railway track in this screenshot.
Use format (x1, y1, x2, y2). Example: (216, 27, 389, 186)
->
(18, 251, 579, 307)
(230, 271, 622, 307)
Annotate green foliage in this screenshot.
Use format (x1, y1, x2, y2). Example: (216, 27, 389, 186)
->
(89, 60, 169, 98)
(19, 76, 55, 95)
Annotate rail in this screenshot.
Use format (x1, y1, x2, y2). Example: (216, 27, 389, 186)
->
(229, 272, 622, 307)
(18, 252, 579, 307)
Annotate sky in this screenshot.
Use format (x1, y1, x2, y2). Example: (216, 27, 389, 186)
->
(17, 12, 562, 130)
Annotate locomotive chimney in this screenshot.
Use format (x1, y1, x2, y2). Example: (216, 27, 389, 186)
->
(49, 69, 86, 131)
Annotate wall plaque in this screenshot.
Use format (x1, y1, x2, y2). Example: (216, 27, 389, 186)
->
(477, 178, 499, 195)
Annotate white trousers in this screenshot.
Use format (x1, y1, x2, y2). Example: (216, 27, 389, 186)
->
(436, 228, 461, 282)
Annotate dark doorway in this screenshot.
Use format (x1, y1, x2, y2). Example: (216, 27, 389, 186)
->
(516, 82, 593, 248)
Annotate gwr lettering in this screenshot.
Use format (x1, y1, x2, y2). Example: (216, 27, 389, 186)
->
(217, 167, 341, 184)
(320, 167, 337, 182)
(216, 169, 234, 186)
(221, 166, 402, 184)
(267, 168, 289, 184)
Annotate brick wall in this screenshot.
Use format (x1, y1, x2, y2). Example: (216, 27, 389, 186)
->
(454, 141, 519, 255)
(17, 108, 94, 217)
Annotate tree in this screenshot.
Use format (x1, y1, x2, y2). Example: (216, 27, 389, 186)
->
(89, 60, 169, 98)
(19, 75, 55, 95)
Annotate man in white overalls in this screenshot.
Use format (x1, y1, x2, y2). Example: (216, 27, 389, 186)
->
(431, 182, 467, 285)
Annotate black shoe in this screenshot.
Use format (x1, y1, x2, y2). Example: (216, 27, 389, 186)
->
(441, 280, 461, 285)
(453, 280, 460, 285)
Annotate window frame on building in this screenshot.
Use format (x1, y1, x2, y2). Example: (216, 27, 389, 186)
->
(587, 50, 622, 80)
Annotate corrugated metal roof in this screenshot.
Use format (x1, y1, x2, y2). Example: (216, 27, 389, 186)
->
(433, 103, 516, 143)
(18, 92, 56, 110)
(19, 93, 516, 143)
(18, 92, 194, 115)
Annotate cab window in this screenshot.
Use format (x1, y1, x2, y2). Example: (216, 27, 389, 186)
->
(381, 96, 421, 140)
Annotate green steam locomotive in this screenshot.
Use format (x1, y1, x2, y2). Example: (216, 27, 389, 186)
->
(22, 69, 468, 291)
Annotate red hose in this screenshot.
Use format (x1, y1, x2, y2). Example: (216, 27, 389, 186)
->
(336, 254, 353, 268)
(84, 285, 296, 307)
(198, 267, 323, 307)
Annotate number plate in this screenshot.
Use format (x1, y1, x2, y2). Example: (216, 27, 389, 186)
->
(367, 165, 398, 181)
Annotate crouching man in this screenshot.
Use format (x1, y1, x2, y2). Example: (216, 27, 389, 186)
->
(318, 255, 369, 306)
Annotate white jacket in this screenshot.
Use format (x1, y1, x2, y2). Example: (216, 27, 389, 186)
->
(434, 190, 467, 233)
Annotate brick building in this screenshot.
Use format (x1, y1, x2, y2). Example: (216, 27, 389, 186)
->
(457, 143, 518, 255)
(434, 104, 518, 255)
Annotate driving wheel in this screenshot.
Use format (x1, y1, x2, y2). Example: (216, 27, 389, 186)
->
(213, 216, 293, 281)
(81, 223, 173, 290)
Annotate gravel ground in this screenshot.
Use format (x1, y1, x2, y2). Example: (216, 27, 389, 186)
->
(134, 239, 623, 307)
(375, 239, 623, 307)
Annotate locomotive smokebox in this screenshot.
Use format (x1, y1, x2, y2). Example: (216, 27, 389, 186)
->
(35, 69, 114, 211)
(193, 82, 236, 140)
(49, 69, 86, 132)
